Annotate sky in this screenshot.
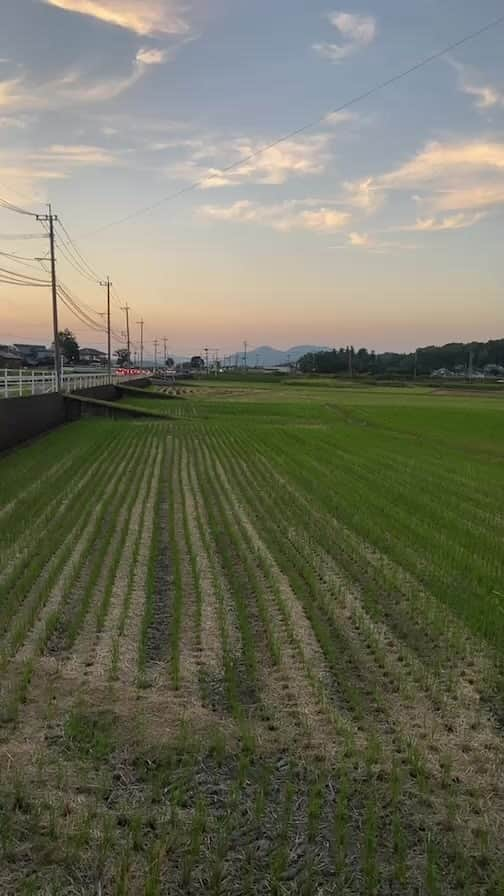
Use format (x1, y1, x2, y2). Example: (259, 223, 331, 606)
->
(0, 0, 504, 357)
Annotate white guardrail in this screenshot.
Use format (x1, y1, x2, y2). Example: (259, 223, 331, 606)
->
(1, 369, 143, 399)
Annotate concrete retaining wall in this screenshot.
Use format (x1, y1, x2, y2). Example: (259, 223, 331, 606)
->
(0, 393, 68, 453)
(0, 378, 152, 453)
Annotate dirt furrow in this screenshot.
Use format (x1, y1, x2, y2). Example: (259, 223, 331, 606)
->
(208, 451, 358, 753)
(79, 440, 160, 681)
(186, 445, 243, 660)
(0, 451, 77, 524)
(173, 442, 202, 702)
(231, 437, 492, 696)
(181, 453, 222, 679)
(11, 443, 138, 668)
(292, 530, 504, 848)
(120, 444, 164, 687)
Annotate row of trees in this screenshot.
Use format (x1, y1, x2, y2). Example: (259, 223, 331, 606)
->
(298, 339, 504, 376)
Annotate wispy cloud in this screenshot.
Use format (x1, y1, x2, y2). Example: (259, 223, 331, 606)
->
(171, 135, 332, 188)
(0, 115, 30, 129)
(324, 110, 355, 126)
(29, 144, 118, 165)
(343, 177, 384, 213)
(136, 47, 169, 65)
(0, 143, 120, 204)
(347, 139, 504, 222)
(432, 185, 504, 212)
(380, 140, 504, 188)
(314, 11, 376, 62)
(201, 199, 350, 233)
(0, 48, 167, 114)
(449, 59, 504, 109)
(333, 231, 418, 252)
(0, 156, 67, 204)
(396, 212, 486, 232)
(39, 0, 190, 36)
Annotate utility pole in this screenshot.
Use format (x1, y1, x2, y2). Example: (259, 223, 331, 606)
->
(99, 277, 112, 379)
(153, 339, 159, 371)
(121, 304, 131, 365)
(347, 345, 353, 378)
(137, 319, 144, 368)
(36, 204, 61, 390)
(413, 349, 418, 381)
(243, 340, 248, 370)
(163, 337, 168, 365)
(204, 346, 209, 376)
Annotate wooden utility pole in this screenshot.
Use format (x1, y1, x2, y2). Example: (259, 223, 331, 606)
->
(36, 205, 61, 391)
(121, 304, 131, 365)
(137, 319, 144, 367)
(100, 277, 112, 378)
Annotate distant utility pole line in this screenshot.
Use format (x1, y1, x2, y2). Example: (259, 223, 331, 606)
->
(137, 319, 144, 367)
(121, 303, 131, 364)
(153, 339, 159, 370)
(99, 276, 112, 378)
(36, 204, 61, 391)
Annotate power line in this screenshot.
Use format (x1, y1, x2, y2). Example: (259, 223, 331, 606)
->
(0, 264, 50, 286)
(58, 284, 105, 329)
(57, 219, 103, 282)
(58, 290, 105, 333)
(54, 231, 100, 284)
(83, 12, 504, 238)
(0, 276, 49, 287)
(0, 249, 44, 272)
(0, 197, 39, 217)
(58, 280, 124, 341)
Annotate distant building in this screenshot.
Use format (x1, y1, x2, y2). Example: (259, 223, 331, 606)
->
(0, 345, 22, 369)
(80, 348, 108, 366)
(13, 344, 54, 367)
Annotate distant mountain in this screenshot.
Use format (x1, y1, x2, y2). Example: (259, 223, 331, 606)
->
(233, 345, 329, 367)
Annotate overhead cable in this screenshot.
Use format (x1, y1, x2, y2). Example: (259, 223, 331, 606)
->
(82, 12, 504, 237)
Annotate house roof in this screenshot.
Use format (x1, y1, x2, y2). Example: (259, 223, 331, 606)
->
(14, 344, 47, 353)
(0, 346, 22, 360)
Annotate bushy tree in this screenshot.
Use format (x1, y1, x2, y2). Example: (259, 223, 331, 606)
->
(57, 329, 80, 364)
(115, 348, 130, 367)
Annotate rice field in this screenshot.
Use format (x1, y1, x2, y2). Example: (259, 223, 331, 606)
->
(1, 381, 504, 894)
